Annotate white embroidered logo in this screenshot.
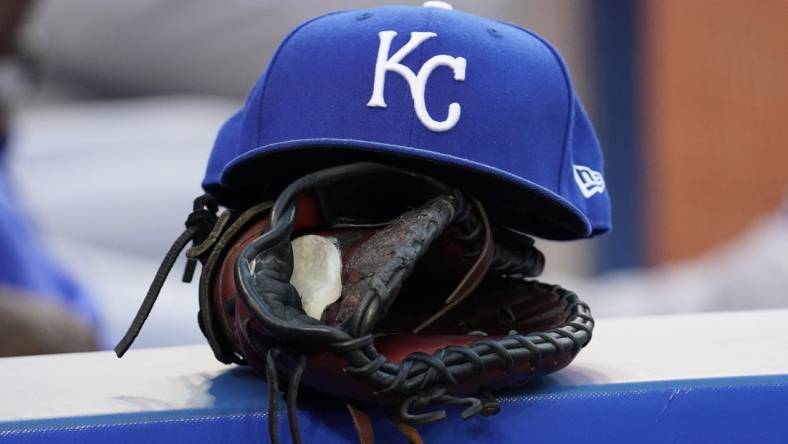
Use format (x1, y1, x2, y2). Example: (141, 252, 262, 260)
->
(367, 30, 467, 132)
(573, 165, 606, 198)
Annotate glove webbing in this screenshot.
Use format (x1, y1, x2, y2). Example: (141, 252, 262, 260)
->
(328, 282, 593, 424)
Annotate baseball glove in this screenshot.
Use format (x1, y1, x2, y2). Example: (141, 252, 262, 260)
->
(116, 162, 594, 444)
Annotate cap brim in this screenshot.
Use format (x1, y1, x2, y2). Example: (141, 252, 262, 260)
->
(202, 111, 244, 197)
(219, 138, 593, 240)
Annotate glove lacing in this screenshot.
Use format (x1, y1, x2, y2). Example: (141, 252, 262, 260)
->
(114, 195, 219, 357)
(265, 349, 308, 444)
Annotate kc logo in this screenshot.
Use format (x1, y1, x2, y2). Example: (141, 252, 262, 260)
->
(367, 31, 466, 132)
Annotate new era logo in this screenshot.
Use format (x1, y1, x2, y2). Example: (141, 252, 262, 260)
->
(573, 165, 605, 198)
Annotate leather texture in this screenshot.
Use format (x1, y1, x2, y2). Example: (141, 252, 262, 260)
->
(204, 185, 588, 407)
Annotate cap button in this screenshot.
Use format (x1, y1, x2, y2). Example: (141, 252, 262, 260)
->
(422, 1, 453, 10)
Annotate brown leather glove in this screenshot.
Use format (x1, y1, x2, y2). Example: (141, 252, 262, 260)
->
(116, 163, 593, 444)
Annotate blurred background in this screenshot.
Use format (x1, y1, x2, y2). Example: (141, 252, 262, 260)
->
(0, 0, 785, 355)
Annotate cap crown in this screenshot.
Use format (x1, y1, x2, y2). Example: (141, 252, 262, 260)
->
(205, 5, 610, 239)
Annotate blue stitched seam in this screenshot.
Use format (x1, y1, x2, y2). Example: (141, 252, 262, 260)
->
(496, 20, 576, 196)
(0, 412, 268, 436)
(255, 10, 352, 147)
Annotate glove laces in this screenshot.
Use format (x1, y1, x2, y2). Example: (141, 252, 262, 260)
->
(114, 195, 218, 357)
(265, 349, 308, 444)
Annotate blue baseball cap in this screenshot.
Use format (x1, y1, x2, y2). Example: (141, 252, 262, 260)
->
(204, 2, 611, 240)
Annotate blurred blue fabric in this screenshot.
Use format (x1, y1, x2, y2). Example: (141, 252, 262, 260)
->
(0, 132, 97, 329)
